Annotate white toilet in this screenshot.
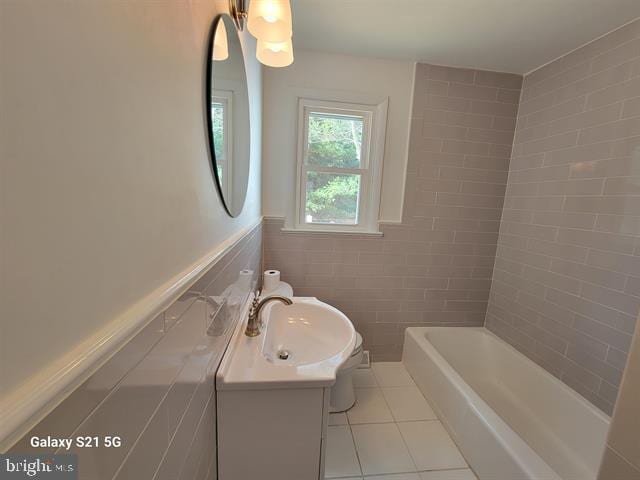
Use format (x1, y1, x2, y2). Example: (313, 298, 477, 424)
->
(330, 331, 364, 412)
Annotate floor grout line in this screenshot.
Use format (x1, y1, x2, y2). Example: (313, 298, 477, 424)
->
(347, 423, 364, 477)
(393, 415, 421, 475)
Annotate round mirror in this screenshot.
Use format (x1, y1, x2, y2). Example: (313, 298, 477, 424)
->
(205, 14, 251, 217)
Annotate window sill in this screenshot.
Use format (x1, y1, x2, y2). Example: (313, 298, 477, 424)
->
(280, 227, 383, 238)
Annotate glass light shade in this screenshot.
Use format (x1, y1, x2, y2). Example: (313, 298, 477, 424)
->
(212, 18, 229, 60)
(256, 38, 294, 67)
(247, 0, 292, 43)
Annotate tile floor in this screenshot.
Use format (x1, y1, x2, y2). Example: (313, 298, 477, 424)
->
(326, 362, 477, 480)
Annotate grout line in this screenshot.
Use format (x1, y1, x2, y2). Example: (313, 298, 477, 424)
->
(347, 422, 364, 478)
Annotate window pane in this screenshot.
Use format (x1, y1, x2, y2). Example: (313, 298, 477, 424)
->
(305, 172, 360, 225)
(307, 112, 364, 168)
(211, 101, 225, 161)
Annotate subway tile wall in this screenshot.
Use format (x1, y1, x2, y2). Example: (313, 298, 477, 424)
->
(485, 19, 640, 415)
(263, 64, 522, 360)
(8, 223, 262, 480)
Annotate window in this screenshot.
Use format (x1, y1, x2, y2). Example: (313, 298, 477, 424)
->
(211, 90, 233, 200)
(295, 98, 387, 233)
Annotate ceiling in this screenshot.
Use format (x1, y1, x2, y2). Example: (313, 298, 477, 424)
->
(291, 0, 640, 74)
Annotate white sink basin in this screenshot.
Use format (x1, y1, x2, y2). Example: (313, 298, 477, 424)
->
(262, 300, 355, 366)
(217, 297, 356, 390)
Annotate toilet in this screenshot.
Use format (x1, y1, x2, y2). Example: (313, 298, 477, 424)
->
(330, 331, 364, 412)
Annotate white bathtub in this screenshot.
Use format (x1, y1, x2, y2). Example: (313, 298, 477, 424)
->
(403, 327, 610, 480)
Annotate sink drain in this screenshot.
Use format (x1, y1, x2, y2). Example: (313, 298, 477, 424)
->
(277, 349, 291, 360)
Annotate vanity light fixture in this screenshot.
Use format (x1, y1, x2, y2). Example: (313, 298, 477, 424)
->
(256, 38, 294, 67)
(228, 0, 294, 67)
(228, 0, 248, 30)
(247, 0, 292, 42)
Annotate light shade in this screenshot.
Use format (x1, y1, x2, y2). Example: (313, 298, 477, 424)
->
(212, 18, 229, 61)
(256, 38, 294, 67)
(247, 0, 292, 43)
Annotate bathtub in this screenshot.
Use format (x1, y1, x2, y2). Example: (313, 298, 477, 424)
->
(402, 327, 610, 480)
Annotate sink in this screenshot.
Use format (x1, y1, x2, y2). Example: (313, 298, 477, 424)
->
(216, 297, 356, 390)
(261, 300, 355, 366)
(216, 297, 357, 478)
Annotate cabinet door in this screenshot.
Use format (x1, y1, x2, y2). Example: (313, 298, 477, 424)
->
(218, 388, 324, 480)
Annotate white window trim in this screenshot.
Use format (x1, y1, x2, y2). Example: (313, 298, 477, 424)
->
(294, 98, 387, 234)
(212, 89, 233, 203)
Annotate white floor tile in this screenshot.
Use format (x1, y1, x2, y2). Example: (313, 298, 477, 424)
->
(382, 386, 437, 422)
(325, 426, 361, 479)
(364, 473, 421, 480)
(420, 469, 477, 480)
(347, 388, 394, 424)
(351, 423, 416, 476)
(353, 368, 378, 387)
(398, 421, 467, 471)
(372, 362, 415, 387)
(329, 412, 348, 425)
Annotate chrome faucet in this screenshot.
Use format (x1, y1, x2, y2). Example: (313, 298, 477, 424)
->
(245, 293, 293, 337)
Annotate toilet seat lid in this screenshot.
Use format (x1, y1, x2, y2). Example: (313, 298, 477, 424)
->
(351, 332, 363, 356)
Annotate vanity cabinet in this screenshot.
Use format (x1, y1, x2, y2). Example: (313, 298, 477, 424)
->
(217, 386, 331, 479)
(215, 296, 355, 479)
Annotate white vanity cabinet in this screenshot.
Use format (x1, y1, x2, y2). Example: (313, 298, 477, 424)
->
(215, 296, 356, 479)
(217, 386, 331, 480)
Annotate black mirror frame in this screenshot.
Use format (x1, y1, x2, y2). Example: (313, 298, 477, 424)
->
(204, 14, 248, 218)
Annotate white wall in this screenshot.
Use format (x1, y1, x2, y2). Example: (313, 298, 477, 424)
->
(262, 50, 414, 223)
(0, 0, 261, 402)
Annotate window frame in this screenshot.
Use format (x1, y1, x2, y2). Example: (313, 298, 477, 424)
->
(211, 89, 234, 203)
(294, 98, 387, 234)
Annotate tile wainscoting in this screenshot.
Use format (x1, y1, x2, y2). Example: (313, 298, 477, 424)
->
(8, 223, 262, 480)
